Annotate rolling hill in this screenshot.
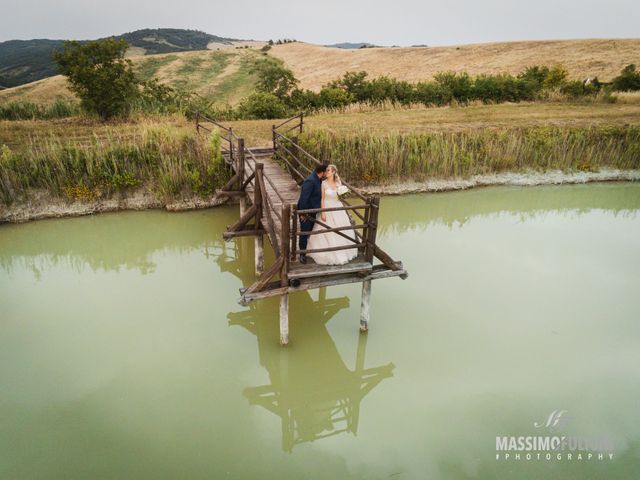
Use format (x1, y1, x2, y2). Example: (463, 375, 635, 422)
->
(1, 38, 638, 106)
(0, 28, 247, 88)
(270, 39, 640, 91)
(0, 47, 265, 106)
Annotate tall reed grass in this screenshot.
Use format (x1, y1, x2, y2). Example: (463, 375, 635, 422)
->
(0, 127, 229, 205)
(298, 126, 640, 184)
(0, 98, 81, 120)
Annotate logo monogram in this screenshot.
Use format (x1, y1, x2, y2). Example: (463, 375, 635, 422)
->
(534, 410, 572, 431)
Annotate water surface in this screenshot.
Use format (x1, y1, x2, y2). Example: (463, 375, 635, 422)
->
(1, 183, 639, 479)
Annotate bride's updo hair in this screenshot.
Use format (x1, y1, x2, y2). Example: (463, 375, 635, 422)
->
(327, 164, 342, 185)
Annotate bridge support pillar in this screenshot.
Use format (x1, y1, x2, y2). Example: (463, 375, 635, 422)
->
(239, 195, 247, 217)
(254, 234, 264, 276)
(279, 294, 289, 345)
(360, 280, 371, 332)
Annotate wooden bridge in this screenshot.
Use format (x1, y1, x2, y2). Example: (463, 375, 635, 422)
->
(196, 112, 408, 344)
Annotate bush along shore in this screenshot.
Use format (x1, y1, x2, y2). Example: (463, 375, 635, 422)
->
(0, 127, 231, 222)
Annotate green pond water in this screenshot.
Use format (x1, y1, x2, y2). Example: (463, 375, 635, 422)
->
(1, 183, 639, 479)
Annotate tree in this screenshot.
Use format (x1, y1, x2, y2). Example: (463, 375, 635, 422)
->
(52, 38, 139, 119)
(612, 64, 640, 91)
(251, 58, 298, 100)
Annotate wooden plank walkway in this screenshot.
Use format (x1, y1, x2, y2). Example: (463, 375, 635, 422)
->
(243, 150, 299, 255)
(196, 112, 408, 345)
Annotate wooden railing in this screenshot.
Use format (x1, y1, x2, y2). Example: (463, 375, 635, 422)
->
(206, 113, 404, 305)
(272, 114, 402, 277)
(195, 111, 236, 164)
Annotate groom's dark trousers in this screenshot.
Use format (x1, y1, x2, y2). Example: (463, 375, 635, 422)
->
(297, 172, 323, 253)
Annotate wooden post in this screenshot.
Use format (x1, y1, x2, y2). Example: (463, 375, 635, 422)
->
(365, 196, 380, 263)
(254, 163, 264, 276)
(195, 111, 199, 134)
(237, 137, 245, 191)
(280, 203, 291, 346)
(281, 204, 291, 287)
(360, 280, 371, 332)
(280, 294, 289, 345)
(360, 198, 378, 330)
(229, 128, 234, 165)
(239, 196, 247, 217)
(291, 205, 298, 261)
(272, 125, 277, 152)
(254, 163, 263, 225)
(291, 136, 301, 180)
(255, 234, 264, 276)
(299, 112, 304, 134)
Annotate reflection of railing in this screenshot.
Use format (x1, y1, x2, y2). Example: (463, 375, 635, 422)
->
(228, 290, 395, 452)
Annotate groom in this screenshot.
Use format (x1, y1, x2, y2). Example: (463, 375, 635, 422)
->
(296, 164, 328, 263)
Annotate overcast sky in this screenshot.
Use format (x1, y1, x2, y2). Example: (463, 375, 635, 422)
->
(1, 0, 638, 45)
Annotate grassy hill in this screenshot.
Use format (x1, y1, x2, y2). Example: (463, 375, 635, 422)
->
(0, 48, 265, 106)
(1, 38, 639, 107)
(270, 39, 640, 91)
(0, 28, 246, 88)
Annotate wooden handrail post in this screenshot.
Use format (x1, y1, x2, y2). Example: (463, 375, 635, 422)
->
(291, 205, 298, 261)
(279, 203, 291, 346)
(365, 196, 380, 262)
(195, 111, 200, 134)
(237, 137, 245, 191)
(299, 112, 304, 134)
(291, 136, 300, 178)
(254, 163, 264, 224)
(272, 124, 277, 152)
(229, 128, 234, 164)
(281, 203, 291, 287)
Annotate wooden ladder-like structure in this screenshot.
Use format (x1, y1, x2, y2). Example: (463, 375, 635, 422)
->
(196, 112, 408, 345)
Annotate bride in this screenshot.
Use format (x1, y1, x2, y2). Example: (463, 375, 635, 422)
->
(306, 164, 358, 265)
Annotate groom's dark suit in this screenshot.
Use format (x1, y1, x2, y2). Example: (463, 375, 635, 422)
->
(296, 172, 323, 252)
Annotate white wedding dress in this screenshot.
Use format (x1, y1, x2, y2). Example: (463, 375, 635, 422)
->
(307, 182, 358, 265)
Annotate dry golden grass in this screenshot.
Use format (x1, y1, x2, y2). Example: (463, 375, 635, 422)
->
(3, 102, 640, 151)
(0, 75, 75, 104)
(226, 102, 640, 146)
(270, 39, 640, 91)
(615, 91, 640, 104)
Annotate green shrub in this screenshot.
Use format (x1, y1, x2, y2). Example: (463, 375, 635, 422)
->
(612, 64, 640, 91)
(319, 87, 354, 108)
(237, 92, 290, 119)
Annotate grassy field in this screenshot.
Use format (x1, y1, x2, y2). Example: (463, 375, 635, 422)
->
(223, 102, 640, 146)
(3, 103, 640, 152)
(270, 39, 640, 91)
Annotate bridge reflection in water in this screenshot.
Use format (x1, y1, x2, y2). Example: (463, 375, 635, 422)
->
(214, 237, 395, 452)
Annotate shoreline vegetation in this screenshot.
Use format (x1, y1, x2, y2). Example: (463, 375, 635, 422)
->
(1, 107, 639, 223)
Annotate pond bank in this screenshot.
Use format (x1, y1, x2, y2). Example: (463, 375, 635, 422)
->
(361, 168, 640, 195)
(2, 168, 638, 224)
(0, 189, 228, 224)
